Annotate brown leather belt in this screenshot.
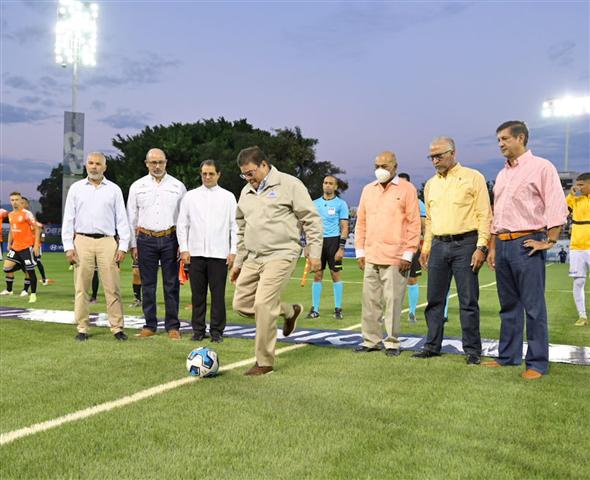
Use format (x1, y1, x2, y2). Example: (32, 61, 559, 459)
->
(496, 230, 542, 241)
(137, 226, 176, 238)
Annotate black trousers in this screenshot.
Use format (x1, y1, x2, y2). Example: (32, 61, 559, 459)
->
(189, 257, 228, 338)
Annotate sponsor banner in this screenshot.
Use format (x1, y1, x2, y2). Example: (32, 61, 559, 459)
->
(1, 306, 588, 365)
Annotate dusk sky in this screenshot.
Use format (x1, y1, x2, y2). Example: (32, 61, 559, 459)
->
(1, 0, 589, 207)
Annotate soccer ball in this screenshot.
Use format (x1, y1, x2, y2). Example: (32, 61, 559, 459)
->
(186, 347, 219, 378)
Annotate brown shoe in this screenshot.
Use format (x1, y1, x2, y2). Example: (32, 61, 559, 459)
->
(167, 329, 181, 340)
(521, 369, 543, 380)
(135, 328, 156, 338)
(283, 304, 302, 337)
(244, 363, 274, 376)
(482, 360, 502, 367)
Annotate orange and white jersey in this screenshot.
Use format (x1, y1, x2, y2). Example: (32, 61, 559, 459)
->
(8, 208, 36, 251)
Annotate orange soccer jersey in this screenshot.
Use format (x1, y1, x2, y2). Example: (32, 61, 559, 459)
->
(8, 209, 36, 251)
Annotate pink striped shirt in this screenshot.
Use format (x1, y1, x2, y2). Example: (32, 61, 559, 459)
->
(492, 150, 568, 234)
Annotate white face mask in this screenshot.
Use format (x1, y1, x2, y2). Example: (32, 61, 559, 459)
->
(375, 168, 391, 183)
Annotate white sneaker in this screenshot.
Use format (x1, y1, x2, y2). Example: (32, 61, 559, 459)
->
(20, 290, 29, 297)
(28, 293, 37, 303)
(0, 289, 13, 296)
(42, 279, 49, 286)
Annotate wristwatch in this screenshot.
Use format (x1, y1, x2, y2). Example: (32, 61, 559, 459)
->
(476, 246, 489, 255)
(546, 239, 557, 244)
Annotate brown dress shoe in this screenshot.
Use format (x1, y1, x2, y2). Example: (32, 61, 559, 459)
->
(167, 329, 181, 340)
(482, 360, 502, 367)
(521, 369, 543, 380)
(283, 304, 302, 337)
(135, 328, 156, 338)
(244, 363, 274, 376)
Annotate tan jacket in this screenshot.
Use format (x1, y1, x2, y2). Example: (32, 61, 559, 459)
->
(235, 166, 323, 267)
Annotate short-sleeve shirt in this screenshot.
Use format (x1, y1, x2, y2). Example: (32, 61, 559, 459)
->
(9, 209, 36, 251)
(313, 196, 349, 238)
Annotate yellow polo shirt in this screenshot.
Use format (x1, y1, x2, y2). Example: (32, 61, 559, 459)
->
(566, 193, 590, 250)
(423, 163, 492, 253)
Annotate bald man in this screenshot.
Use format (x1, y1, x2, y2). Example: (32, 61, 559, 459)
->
(127, 148, 187, 340)
(354, 151, 421, 356)
(62, 152, 130, 341)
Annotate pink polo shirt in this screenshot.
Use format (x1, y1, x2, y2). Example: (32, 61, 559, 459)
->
(355, 176, 421, 265)
(492, 150, 568, 234)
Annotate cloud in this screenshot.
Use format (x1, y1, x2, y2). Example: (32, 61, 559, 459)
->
(0, 103, 55, 124)
(91, 100, 106, 111)
(0, 156, 55, 183)
(548, 41, 576, 67)
(2, 24, 47, 45)
(85, 53, 182, 89)
(99, 109, 151, 129)
(3, 74, 38, 91)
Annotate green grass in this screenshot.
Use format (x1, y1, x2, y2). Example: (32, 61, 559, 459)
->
(0, 254, 588, 479)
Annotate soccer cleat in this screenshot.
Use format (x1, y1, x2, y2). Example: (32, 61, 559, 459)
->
(574, 317, 588, 327)
(306, 308, 320, 319)
(334, 308, 343, 320)
(129, 299, 142, 308)
(89, 297, 97, 304)
(0, 290, 13, 296)
(408, 312, 416, 323)
(42, 279, 49, 286)
(28, 293, 37, 304)
(20, 290, 28, 297)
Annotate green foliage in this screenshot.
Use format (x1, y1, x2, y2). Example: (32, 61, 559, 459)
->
(36, 164, 63, 224)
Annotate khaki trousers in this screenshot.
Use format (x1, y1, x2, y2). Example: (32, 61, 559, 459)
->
(232, 258, 298, 366)
(361, 262, 408, 349)
(74, 235, 124, 334)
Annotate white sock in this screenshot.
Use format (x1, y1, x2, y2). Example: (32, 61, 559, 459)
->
(573, 277, 587, 318)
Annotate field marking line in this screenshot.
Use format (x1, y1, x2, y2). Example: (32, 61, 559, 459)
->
(0, 343, 307, 447)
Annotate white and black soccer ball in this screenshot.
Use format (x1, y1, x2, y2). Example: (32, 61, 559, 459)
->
(186, 347, 219, 378)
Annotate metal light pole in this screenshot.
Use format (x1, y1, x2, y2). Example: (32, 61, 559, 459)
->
(542, 96, 590, 172)
(55, 0, 98, 217)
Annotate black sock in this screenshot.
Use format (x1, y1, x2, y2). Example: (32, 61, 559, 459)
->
(28, 270, 38, 294)
(24, 279, 31, 293)
(6, 277, 14, 292)
(37, 261, 46, 281)
(133, 284, 141, 301)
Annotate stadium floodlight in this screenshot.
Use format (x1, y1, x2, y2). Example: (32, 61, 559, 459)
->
(542, 95, 590, 171)
(55, 0, 99, 112)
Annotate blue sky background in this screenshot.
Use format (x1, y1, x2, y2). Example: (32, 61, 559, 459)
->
(1, 0, 589, 206)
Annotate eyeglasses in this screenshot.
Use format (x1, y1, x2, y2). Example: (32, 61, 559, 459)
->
(239, 166, 259, 180)
(147, 160, 166, 166)
(428, 150, 453, 162)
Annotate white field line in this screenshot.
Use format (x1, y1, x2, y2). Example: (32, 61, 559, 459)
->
(0, 343, 309, 447)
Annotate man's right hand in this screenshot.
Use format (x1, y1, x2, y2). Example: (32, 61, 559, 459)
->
(130, 247, 138, 261)
(230, 266, 241, 283)
(419, 251, 430, 270)
(357, 257, 365, 270)
(65, 249, 78, 265)
(180, 251, 191, 265)
(487, 248, 496, 271)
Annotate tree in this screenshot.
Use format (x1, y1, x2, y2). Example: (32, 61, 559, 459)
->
(37, 164, 62, 224)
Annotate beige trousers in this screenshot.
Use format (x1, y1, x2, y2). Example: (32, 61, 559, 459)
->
(361, 262, 408, 349)
(232, 258, 298, 366)
(74, 235, 124, 334)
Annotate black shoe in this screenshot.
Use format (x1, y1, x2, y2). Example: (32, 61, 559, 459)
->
(412, 350, 441, 359)
(353, 345, 382, 353)
(306, 308, 320, 319)
(334, 308, 343, 320)
(211, 336, 224, 343)
(191, 333, 205, 341)
(466, 354, 481, 365)
(75, 332, 89, 342)
(385, 348, 401, 357)
(114, 331, 128, 341)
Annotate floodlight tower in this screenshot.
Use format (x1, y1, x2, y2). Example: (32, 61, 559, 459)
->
(542, 95, 590, 172)
(55, 0, 98, 113)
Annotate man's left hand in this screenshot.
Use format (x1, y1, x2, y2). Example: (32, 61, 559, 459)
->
(334, 247, 344, 262)
(226, 254, 236, 269)
(309, 257, 321, 272)
(470, 249, 486, 272)
(115, 250, 126, 263)
(523, 239, 553, 256)
(399, 259, 411, 274)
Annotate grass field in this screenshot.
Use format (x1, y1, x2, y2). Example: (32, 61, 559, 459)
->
(1, 253, 589, 479)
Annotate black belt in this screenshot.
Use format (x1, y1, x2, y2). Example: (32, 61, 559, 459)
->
(77, 233, 109, 239)
(434, 230, 478, 242)
(572, 220, 590, 225)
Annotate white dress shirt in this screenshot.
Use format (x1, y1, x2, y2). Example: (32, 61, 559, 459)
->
(176, 185, 238, 259)
(126, 173, 187, 248)
(61, 177, 130, 252)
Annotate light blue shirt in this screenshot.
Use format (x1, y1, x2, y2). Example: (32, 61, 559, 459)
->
(61, 177, 130, 252)
(313, 196, 349, 238)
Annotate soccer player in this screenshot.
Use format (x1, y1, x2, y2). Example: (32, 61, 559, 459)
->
(307, 175, 349, 320)
(1, 192, 41, 303)
(129, 260, 142, 308)
(566, 172, 590, 326)
(20, 197, 48, 286)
